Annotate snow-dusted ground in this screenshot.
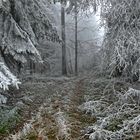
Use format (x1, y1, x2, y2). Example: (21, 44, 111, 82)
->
(1, 72, 140, 140)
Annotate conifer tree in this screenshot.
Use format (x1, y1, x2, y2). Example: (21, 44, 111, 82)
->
(0, 0, 60, 89)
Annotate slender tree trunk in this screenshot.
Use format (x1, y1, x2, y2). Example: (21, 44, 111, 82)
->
(53, 0, 56, 4)
(61, 0, 67, 75)
(30, 61, 33, 74)
(17, 62, 22, 74)
(75, 0, 78, 75)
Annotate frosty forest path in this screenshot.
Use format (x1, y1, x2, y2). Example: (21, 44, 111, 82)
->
(5, 73, 140, 140)
(6, 75, 97, 140)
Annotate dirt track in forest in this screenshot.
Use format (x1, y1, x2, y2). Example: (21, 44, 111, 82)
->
(27, 78, 96, 140)
(4, 76, 96, 140)
(4, 74, 140, 140)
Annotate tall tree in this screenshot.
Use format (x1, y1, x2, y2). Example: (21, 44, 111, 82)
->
(61, 0, 67, 75)
(74, 0, 78, 75)
(0, 0, 60, 89)
(100, 0, 140, 80)
(69, 0, 140, 80)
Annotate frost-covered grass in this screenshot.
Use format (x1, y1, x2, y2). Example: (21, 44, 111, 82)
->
(0, 107, 21, 135)
(54, 110, 71, 140)
(2, 73, 140, 140)
(80, 84, 140, 140)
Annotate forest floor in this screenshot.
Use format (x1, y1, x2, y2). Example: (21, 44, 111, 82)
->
(1, 72, 140, 140)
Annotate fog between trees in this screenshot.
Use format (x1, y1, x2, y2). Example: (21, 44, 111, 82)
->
(0, 0, 140, 140)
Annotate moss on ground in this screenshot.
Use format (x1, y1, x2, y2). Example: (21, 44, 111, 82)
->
(0, 111, 21, 135)
(106, 118, 123, 131)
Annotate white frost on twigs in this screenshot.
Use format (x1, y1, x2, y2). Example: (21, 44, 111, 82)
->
(79, 100, 108, 116)
(83, 88, 140, 140)
(0, 62, 21, 90)
(0, 94, 7, 104)
(54, 110, 71, 139)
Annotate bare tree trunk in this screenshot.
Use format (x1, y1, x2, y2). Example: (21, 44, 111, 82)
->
(75, 0, 78, 75)
(67, 48, 74, 74)
(61, 0, 67, 75)
(30, 61, 35, 74)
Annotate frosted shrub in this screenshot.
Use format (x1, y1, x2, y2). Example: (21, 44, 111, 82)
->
(82, 87, 140, 140)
